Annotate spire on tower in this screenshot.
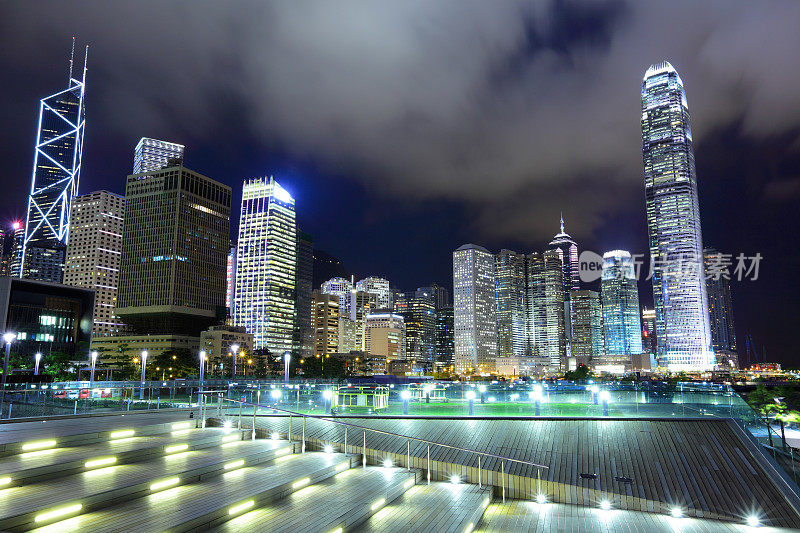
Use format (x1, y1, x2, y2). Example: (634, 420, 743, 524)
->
(82, 44, 89, 84)
(560, 212, 565, 234)
(68, 36, 76, 83)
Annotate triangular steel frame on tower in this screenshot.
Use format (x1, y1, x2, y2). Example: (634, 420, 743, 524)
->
(18, 38, 88, 282)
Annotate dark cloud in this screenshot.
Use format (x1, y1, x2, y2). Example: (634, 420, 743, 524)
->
(2, 0, 800, 244)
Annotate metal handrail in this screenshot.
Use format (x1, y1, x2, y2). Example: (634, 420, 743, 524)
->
(199, 391, 549, 471)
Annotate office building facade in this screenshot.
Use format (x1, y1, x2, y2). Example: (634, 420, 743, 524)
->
(117, 165, 231, 335)
(704, 248, 738, 368)
(293, 231, 314, 358)
(233, 177, 296, 353)
(453, 244, 497, 374)
(63, 191, 126, 337)
(570, 290, 602, 365)
(527, 250, 565, 370)
(394, 290, 435, 363)
(642, 61, 713, 370)
(355, 276, 392, 310)
(600, 250, 642, 372)
(434, 306, 454, 368)
(312, 291, 339, 358)
(495, 249, 527, 358)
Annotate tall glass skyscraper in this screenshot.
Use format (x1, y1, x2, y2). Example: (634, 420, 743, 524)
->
(548, 216, 579, 297)
(495, 249, 527, 358)
(527, 250, 565, 370)
(20, 44, 88, 282)
(642, 61, 713, 370)
(453, 244, 497, 374)
(600, 251, 642, 371)
(133, 138, 185, 174)
(233, 177, 297, 352)
(355, 276, 392, 309)
(704, 248, 738, 368)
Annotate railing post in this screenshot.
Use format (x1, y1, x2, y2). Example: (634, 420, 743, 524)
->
(363, 431, 367, 468)
(252, 405, 256, 440)
(289, 415, 292, 442)
(478, 456, 481, 488)
(238, 402, 242, 430)
(427, 445, 430, 485)
(537, 467, 542, 496)
(502, 460, 506, 503)
(302, 417, 306, 453)
(344, 427, 348, 455)
(407, 440, 411, 471)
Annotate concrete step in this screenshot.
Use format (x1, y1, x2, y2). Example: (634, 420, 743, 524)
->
(29, 451, 357, 533)
(0, 427, 246, 487)
(0, 438, 295, 531)
(355, 482, 491, 533)
(216, 464, 419, 533)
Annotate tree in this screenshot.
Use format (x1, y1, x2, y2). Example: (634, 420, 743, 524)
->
(563, 364, 593, 382)
(151, 348, 196, 379)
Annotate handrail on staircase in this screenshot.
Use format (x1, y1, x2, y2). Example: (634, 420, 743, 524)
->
(198, 390, 547, 500)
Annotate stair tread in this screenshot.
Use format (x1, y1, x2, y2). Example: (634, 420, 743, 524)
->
(218, 466, 416, 533)
(0, 428, 233, 475)
(0, 438, 289, 521)
(356, 482, 490, 533)
(29, 451, 347, 533)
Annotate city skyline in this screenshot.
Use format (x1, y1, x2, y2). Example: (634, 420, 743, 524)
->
(0, 2, 798, 364)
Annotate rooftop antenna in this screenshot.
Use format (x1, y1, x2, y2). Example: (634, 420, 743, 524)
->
(560, 212, 565, 234)
(82, 44, 89, 85)
(68, 36, 76, 83)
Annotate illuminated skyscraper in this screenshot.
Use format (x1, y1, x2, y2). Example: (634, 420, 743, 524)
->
(548, 215, 579, 297)
(133, 138, 185, 174)
(495, 249, 526, 358)
(321, 277, 353, 313)
(355, 276, 392, 310)
(641, 308, 657, 354)
(293, 231, 314, 357)
(20, 43, 88, 283)
(232, 177, 296, 352)
(527, 250, 565, 370)
(570, 290, 602, 365)
(312, 291, 339, 358)
(599, 251, 642, 372)
(453, 244, 497, 374)
(63, 191, 125, 336)
(642, 61, 713, 370)
(225, 243, 236, 313)
(394, 290, 435, 363)
(435, 306, 454, 367)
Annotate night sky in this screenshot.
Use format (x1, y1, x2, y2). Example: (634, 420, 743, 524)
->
(1, 1, 799, 365)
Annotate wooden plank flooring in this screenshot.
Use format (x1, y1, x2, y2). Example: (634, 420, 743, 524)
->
(254, 416, 800, 528)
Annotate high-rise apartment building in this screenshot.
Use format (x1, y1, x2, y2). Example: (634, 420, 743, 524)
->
(453, 244, 497, 374)
(293, 231, 314, 358)
(63, 191, 126, 337)
(312, 291, 339, 358)
(132, 138, 185, 174)
(20, 45, 88, 283)
(599, 250, 642, 372)
(355, 276, 392, 310)
(570, 290, 602, 365)
(233, 177, 296, 353)
(117, 164, 231, 335)
(495, 249, 527, 358)
(527, 250, 565, 369)
(434, 306, 454, 368)
(704, 248, 738, 368)
(1, 222, 24, 277)
(642, 61, 713, 370)
(394, 290, 435, 363)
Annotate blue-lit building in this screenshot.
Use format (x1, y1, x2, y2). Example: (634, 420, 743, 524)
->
(642, 61, 713, 370)
(599, 251, 642, 372)
(19, 44, 88, 283)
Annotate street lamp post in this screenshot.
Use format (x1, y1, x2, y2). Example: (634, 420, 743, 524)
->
(230, 344, 239, 379)
(34, 352, 41, 376)
(401, 390, 411, 415)
(466, 390, 476, 416)
(90, 350, 98, 388)
(199, 350, 206, 394)
(323, 389, 333, 414)
(139, 350, 148, 400)
(1, 332, 16, 418)
(284, 352, 291, 386)
(599, 390, 610, 417)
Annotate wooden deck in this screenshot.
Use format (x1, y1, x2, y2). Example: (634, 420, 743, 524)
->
(257, 416, 800, 528)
